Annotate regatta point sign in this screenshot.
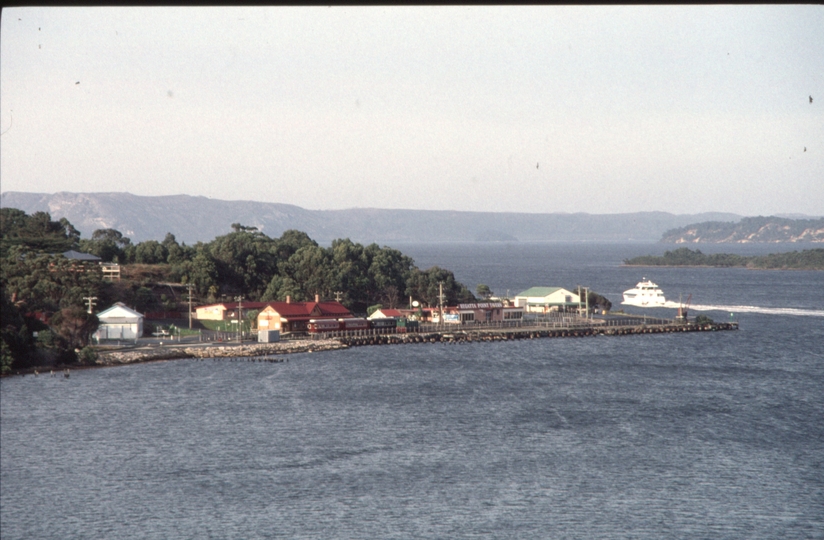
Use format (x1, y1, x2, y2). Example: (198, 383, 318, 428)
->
(458, 303, 503, 310)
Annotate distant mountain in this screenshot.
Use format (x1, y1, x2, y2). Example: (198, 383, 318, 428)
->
(660, 216, 824, 243)
(1, 191, 742, 245)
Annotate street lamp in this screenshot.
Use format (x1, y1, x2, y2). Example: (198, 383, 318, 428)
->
(234, 296, 243, 343)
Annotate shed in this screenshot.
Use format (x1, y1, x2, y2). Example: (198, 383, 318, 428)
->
(94, 302, 144, 341)
(368, 308, 403, 319)
(195, 301, 269, 321)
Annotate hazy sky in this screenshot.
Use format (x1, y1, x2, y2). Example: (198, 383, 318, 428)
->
(1, 6, 822, 215)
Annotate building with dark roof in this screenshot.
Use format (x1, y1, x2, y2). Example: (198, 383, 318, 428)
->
(256, 296, 353, 333)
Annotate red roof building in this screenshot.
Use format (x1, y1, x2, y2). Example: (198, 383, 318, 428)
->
(257, 297, 353, 333)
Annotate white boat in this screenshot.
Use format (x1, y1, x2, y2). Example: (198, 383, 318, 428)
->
(622, 279, 667, 307)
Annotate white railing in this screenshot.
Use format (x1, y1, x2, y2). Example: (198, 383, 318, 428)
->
(307, 315, 675, 340)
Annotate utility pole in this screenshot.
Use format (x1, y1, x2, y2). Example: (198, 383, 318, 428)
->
(187, 284, 193, 329)
(583, 286, 589, 320)
(334, 291, 343, 302)
(235, 296, 243, 343)
(83, 296, 97, 314)
(438, 282, 445, 326)
(577, 286, 582, 319)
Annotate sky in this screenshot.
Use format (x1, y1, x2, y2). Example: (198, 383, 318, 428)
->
(1, 6, 822, 216)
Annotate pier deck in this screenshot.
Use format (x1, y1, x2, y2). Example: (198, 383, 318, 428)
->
(333, 320, 739, 348)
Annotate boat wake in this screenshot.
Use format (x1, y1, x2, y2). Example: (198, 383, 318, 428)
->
(688, 304, 824, 318)
(627, 300, 692, 309)
(627, 300, 824, 317)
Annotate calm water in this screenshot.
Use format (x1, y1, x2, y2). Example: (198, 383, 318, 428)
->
(3, 243, 823, 539)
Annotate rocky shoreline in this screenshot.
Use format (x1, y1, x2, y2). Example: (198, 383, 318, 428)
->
(1, 339, 348, 377)
(96, 339, 348, 365)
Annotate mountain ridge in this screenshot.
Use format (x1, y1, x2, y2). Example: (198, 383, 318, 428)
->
(2, 191, 744, 244)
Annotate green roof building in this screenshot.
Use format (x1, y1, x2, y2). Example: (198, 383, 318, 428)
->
(514, 287, 581, 312)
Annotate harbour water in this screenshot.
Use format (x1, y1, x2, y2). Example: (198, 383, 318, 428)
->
(2, 243, 823, 539)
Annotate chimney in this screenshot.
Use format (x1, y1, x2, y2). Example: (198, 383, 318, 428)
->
(286, 295, 291, 304)
(315, 294, 320, 303)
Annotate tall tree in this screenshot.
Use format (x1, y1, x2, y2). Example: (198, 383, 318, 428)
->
(0, 208, 80, 256)
(1, 248, 109, 313)
(208, 228, 278, 297)
(476, 284, 493, 299)
(78, 228, 131, 262)
(406, 266, 475, 308)
(0, 286, 36, 372)
(50, 306, 99, 349)
(278, 245, 336, 301)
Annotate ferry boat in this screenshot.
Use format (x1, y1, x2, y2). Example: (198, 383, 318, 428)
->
(622, 279, 667, 307)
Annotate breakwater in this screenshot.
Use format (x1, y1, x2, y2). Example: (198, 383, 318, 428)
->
(95, 339, 347, 366)
(336, 322, 739, 347)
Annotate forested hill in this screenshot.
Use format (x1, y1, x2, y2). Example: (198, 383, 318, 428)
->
(660, 216, 824, 243)
(1, 208, 479, 373)
(0, 208, 476, 315)
(624, 247, 824, 270)
(1, 191, 740, 244)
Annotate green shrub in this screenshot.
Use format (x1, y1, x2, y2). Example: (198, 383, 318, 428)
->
(77, 346, 98, 365)
(694, 314, 714, 325)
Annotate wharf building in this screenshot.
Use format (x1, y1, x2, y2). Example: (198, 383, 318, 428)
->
(439, 302, 524, 324)
(195, 296, 353, 334)
(513, 287, 581, 314)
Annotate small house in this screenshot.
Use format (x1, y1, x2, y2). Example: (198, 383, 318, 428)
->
(94, 302, 144, 341)
(367, 308, 403, 319)
(195, 301, 269, 321)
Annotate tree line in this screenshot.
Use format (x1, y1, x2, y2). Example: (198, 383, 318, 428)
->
(624, 247, 824, 270)
(1, 208, 475, 373)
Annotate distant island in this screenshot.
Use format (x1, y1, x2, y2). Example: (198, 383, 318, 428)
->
(660, 216, 824, 243)
(625, 247, 824, 270)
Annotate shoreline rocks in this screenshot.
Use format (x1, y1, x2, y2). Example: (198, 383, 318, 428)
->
(95, 339, 348, 366)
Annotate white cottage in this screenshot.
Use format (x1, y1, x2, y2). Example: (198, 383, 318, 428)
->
(94, 302, 144, 341)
